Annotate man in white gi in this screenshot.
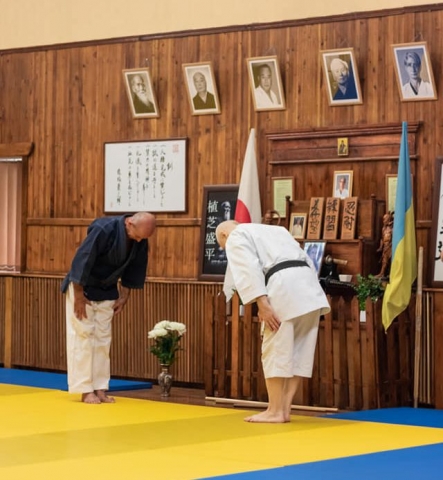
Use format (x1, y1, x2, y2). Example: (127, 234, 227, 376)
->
(216, 220, 330, 423)
(61, 212, 156, 404)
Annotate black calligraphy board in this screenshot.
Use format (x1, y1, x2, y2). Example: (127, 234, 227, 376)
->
(198, 184, 239, 281)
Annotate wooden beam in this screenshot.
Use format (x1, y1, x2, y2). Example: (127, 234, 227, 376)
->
(205, 396, 339, 413)
(0, 143, 34, 157)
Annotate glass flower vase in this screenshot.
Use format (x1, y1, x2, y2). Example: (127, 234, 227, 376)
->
(158, 364, 173, 397)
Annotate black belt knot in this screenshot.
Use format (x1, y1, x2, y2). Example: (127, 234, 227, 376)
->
(264, 260, 309, 285)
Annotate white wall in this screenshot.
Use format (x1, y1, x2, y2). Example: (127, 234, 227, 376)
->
(0, 0, 437, 50)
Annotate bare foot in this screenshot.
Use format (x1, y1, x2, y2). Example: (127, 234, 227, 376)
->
(244, 411, 288, 423)
(95, 390, 115, 403)
(81, 392, 101, 404)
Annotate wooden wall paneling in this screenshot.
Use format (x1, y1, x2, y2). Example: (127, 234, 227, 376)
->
(434, 290, 443, 407)
(337, 296, 350, 409)
(320, 299, 335, 406)
(0, 278, 4, 364)
(3, 6, 443, 403)
(350, 296, 363, 410)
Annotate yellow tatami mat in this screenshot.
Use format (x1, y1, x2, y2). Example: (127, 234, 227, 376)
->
(1, 384, 443, 480)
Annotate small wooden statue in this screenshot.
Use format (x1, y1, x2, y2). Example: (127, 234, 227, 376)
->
(262, 209, 281, 225)
(376, 211, 394, 278)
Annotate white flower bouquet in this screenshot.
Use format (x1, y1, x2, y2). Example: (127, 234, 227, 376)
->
(148, 320, 187, 365)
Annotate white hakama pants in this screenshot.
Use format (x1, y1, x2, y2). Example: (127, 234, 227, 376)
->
(66, 283, 115, 393)
(261, 309, 320, 379)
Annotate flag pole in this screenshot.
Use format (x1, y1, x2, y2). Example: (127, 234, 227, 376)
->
(413, 246, 423, 408)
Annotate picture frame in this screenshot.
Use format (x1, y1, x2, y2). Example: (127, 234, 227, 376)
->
(333, 170, 353, 199)
(246, 56, 286, 111)
(391, 42, 437, 102)
(289, 213, 307, 240)
(271, 176, 294, 218)
(386, 173, 414, 213)
(320, 48, 363, 106)
(337, 137, 349, 156)
(386, 174, 398, 213)
(104, 138, 187, 213)
(182, 62, 221, 115)
(199, 184, 239, 281)
(122, 68, 159, 119)
(429, 157, 443, 286)
(303, 241, 326, 277)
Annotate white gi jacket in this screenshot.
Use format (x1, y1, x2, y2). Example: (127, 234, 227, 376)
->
(225, 224, 330, 322)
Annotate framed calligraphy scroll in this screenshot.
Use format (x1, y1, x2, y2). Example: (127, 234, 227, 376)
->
(198, 184, 239, 281)
(430, 157, 443, 286)
(341, 197, 358, 239)
(104, 138, 187, 213)
(306, 197, 325, 240)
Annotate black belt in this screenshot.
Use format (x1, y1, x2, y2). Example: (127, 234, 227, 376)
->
(264, 260, 309, 285)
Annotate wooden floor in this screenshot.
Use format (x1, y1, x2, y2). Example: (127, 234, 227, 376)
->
(111, 385, 331, 417)
(112, 385, 208, 406)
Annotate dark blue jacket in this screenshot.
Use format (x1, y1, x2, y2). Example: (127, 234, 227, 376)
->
(61, 215, 148, 301)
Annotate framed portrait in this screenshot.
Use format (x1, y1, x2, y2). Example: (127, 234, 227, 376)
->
(199, 184, 239, 281)
(337, 137, 349, 156)
(391, 42, 437, 102)
(271, 176, 294, 218)
(333, 170, 353, 199)
(320, 48, 363, 106)
(104, 138, 187, 213)
(303, 241, 326, 277)
(289, 213, 307, 239)
(246, 56, 286, 112)
(182, 62, 221, 115)
(429, 157, 443, 286)
(122, 68, 159, 119)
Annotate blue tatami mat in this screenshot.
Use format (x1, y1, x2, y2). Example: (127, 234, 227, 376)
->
(203, 443, 443, 480)
(324, 407, 443, 428)
(0, 368, 152, 391)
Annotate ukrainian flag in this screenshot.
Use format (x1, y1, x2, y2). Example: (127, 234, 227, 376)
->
(382, 121, 417, 331)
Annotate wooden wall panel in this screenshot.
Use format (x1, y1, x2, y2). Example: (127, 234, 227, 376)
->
(2, 6, 443, 401)
(0, 277, 5, 363)
(5, 276, 220, 384)
(1, 10, 442, 280)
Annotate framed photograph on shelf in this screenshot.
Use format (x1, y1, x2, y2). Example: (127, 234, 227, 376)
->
(430, 157, 443, 286)
(122, 68, 159, 119)
(320, 48, 363, 106)
(289, 213, 307, 240)
(198, 184, 239, 281)
(304, 241, 326, 277)
(246, 56, 286, 112)
(333, 170, 353, 199)
(271, 176, 294, 218)
(182, 62, 221, 115)
(391, 42, 437, 102)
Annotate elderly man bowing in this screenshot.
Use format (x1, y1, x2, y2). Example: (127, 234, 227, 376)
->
(216, 220, 330, 423)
